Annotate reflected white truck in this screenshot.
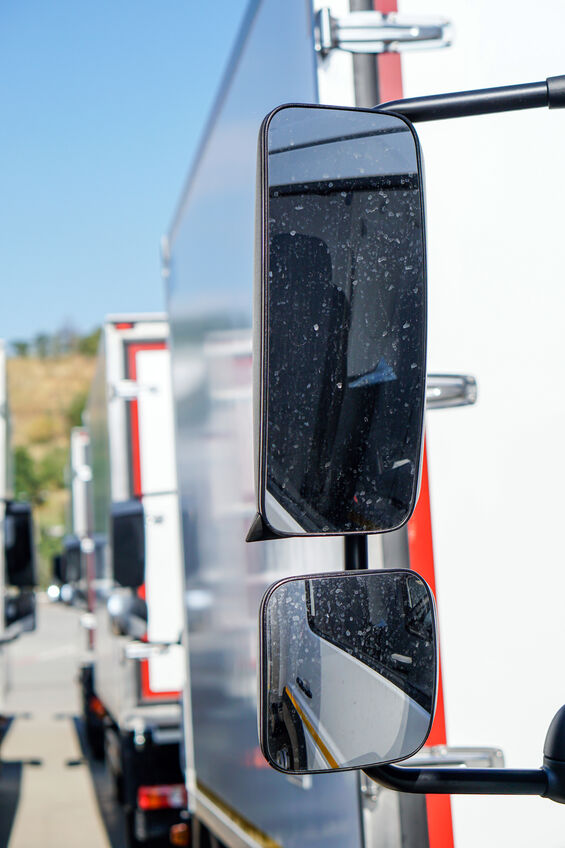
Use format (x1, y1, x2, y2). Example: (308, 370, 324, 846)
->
(86, 315, 186, 846)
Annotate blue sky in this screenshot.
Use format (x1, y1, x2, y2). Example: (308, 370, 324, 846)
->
(0, 0, 249, 343)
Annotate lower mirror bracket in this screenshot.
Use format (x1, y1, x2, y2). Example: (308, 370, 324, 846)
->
(364, 704, 565, 804)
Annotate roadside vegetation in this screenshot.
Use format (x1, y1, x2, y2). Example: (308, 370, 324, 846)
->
(8, 327, 100, 585)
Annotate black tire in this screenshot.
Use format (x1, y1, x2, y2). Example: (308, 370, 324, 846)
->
(124, 810, 170, 848)
(125, 810, 144, 848)
(192, 818, 226, 848)
(85, 715, 105, 761)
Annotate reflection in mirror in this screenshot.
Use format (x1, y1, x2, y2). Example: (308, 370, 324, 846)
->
(262, 105, 426, 536)
(260, 570, 436, 774)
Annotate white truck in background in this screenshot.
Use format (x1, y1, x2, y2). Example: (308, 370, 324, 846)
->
(56, 426, 107, 756)
(83, 315, 186, 847)
(163, 1, 565, 847)
(0, 340, 36, 717)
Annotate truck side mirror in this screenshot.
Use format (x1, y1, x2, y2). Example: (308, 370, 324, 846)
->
(248, 104, 427, 541)
(259, 569, 437, 774)
(5, 501, 37, 588)
(52, 553, 64, 584)
(62, 534, 81, 583)
(111, 499, 145, 589)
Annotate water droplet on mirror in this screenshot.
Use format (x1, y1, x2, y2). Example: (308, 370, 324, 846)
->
(290, 230, 296, 236)
(313, 324, 319, 331)
(336, 382, 343, 389)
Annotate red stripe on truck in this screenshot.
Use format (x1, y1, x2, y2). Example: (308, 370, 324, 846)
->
(407, 441, 454, 848)
(371, 2, 456, 841)
(126, 339, 179, 702)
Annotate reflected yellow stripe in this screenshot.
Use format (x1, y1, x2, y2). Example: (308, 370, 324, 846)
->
(284, 687, 339, 769)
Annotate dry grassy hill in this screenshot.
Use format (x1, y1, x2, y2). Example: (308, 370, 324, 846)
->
(7, 353, 97, 585)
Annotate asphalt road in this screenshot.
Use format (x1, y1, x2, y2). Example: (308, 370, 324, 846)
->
(0, 599, 128, 848)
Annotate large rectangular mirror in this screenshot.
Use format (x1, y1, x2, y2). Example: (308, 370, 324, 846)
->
(259, 570, 437, 774)
(249, 104, 427, 540)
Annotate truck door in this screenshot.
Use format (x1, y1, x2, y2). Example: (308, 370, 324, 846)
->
(127, 342, 184, 702)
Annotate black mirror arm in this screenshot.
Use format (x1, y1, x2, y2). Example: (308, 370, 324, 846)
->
(364, 705, 565, 804)
(364, 763, 549, 797)
(377, 75, 565, 123)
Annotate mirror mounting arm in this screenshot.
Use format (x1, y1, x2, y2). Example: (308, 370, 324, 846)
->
(344, 535, 368, 571)
(364, 705, 565, 804)
(363, 763, 549, 798)
(378, 75, 565, 122)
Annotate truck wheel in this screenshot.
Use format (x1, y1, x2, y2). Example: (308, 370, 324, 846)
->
(104, 729, 125, 804)
(124, 810, 169, 848)
(85, 715, 105, 761)
(192, 818, 226, 848)
(125, 810, 144, 848)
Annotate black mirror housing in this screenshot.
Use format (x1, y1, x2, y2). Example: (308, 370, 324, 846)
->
(111, 499, 145, 589)
(5, 501, 37, 588)
(62, 534, 81, 583)
(249, 104, 427, 541)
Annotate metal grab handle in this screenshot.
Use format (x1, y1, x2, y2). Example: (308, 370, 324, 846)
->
(123, 641, 174, 661)
(403, 745, 504, 769)
(426, 374, 477, 410)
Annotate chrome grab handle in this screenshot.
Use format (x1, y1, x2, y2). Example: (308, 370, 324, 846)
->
(403, 745, 505, 769)
(426, 374, 477, 410)
(123, 641, 173, 661)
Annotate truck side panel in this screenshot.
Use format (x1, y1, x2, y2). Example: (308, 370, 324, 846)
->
(168, 1, 365, 845)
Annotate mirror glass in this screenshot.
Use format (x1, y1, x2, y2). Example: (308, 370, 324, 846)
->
(261, 105, 426, 536)
(260, 570, 436, 774)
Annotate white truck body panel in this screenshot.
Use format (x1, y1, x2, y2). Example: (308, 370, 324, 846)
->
(167, 2, 399, 847)
(89, 315, 184, 729)
(70, 427, 91, 540)
(399, 1, 565, 845)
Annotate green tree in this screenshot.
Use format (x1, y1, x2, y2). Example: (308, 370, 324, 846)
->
(12, 341, 29, 357)
(38, 447, 67, 491)
(13, 446, 42, 503)
(38, 526, 63, 588)
(66, 390, 88, 430)
(77, 327, 101, 357)
(34, 333, 50, 359)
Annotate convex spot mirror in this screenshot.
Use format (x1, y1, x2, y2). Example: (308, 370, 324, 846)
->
(260, 569, 437, 774)
(249, 104, 427, 541)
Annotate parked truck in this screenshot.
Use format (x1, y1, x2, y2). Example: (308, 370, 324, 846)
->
(0, 340, 36, 718)
(163, 1, 565, 847)
(57, 426, 107, 756)
(84, 315, 186, 846)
